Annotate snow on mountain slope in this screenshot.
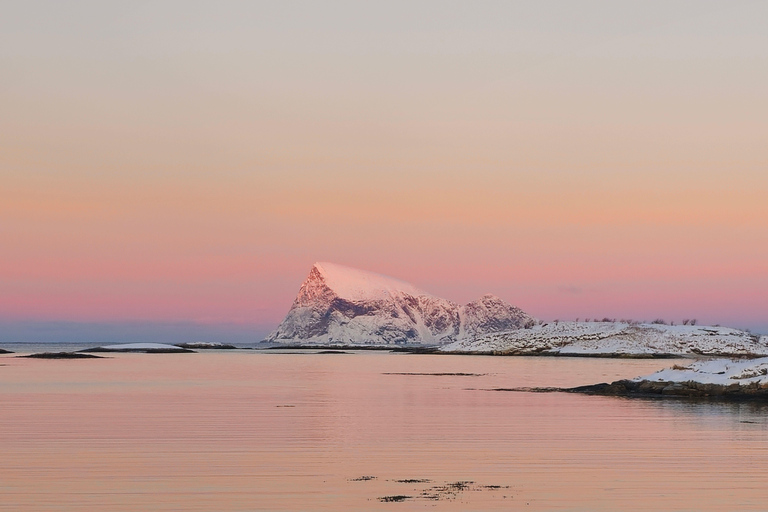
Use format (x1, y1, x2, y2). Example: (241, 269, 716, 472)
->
(442, 321, 768, 357)
(266, 263, 534, 345)
(314, 262, 428, 301)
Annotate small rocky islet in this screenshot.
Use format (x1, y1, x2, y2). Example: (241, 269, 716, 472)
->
(21, 352, 103, 359)
(558, 357, 768, 400)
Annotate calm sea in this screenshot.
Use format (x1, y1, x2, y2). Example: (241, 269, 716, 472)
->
(2, 348, 767, 511)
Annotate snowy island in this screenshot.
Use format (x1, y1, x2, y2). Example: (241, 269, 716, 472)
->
(570, 357, 768, 400)
(267, 262, 767, 358)
(266, 262, 534, 345)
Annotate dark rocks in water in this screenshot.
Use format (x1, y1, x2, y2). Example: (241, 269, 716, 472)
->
(389, 346, 440, 354)
(378, 495, 412, 502)
(316, 350, 349, 354)
(569, 379, 768, 400)
(442, 481, 474, 491)
(369, 478, 507, 504)
(21, 352, 103, 359)
(81, 347, 195, 354)
(492, 386, 563, 393)
(419, 481, 485, 501)
(0, 348, 13, 354)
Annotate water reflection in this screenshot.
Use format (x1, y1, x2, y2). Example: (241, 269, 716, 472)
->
(2, 350, 768, 511)
(614, 394, 768, 428)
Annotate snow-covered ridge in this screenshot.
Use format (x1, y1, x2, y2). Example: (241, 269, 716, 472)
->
(314, 262, 429, 301)
(442, 321, 768, 357)
(267, 262, 534, 345)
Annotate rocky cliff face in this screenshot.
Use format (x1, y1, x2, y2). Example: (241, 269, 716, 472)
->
(266, 262, 534, 345)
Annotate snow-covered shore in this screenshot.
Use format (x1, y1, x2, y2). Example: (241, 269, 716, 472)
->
(639, 358, 768, 386)
(442, 321, 768, 357)
(568, 357, 768, 400)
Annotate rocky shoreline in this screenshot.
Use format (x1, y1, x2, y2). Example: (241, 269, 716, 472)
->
(439, 348, 683, 358)
(261, 344, 708, 358)
(569, 379, 768, 400)
(21, 352, 104, 359)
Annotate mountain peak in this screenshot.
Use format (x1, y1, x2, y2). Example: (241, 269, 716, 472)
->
(267, 262, 535, 345)
(312, 262, 430, 301)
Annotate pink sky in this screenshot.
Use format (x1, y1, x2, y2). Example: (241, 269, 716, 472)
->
(1, 1, 766, 338)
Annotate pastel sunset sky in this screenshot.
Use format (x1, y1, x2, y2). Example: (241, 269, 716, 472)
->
(2, 1, 766, 341)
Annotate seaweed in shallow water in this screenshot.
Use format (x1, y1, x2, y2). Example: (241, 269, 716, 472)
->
(378, 495, 411, 502)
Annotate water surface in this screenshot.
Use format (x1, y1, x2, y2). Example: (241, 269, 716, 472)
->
(1, 349, 767, 511)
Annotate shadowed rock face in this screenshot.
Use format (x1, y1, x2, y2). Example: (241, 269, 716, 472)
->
(267, 263, 534, 345)
(460, 295, 532, 339)
(569, 379, 768, 400)
(443, 321, 768, 357)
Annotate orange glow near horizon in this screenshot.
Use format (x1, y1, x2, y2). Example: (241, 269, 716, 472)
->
(1, 2, 767, 334)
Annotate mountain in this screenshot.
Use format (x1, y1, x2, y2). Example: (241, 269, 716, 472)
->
(266, 262, 535, 345)
(442, 321, 768, 357)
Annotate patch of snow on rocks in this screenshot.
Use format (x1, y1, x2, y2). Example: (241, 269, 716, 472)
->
(640, 358, 768, 386)
(442, 321, 768, 357)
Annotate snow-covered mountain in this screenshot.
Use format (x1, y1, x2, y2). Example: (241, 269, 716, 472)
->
(266, 262, 535, 345)
(442, 321, 768, 357)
